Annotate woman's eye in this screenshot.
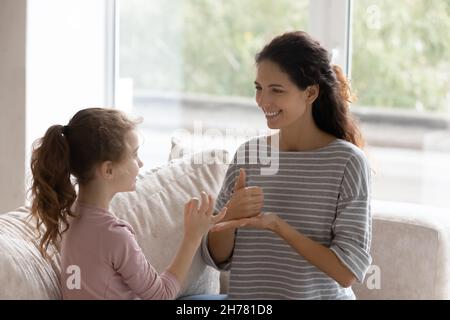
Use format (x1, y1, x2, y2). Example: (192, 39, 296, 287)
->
(273, 89, 284, 94)
(255, 87, 262, 91)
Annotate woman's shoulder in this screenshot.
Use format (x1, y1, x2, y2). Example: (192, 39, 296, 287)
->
(333, 139, 370, 171)
(334, 139, 366, 156)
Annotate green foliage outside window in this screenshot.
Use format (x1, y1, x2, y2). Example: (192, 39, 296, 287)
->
(352, 0, 450, 112)
(120, 0, 308, 97)
(120, 0, 450, 113)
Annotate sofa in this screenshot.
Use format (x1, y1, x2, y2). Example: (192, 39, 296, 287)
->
(1, 147, 450, 299)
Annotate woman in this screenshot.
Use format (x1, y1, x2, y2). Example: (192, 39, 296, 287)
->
(202, 31, 372, 299)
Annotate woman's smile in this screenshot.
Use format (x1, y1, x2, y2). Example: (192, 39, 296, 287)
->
(264, 110, 282, 119)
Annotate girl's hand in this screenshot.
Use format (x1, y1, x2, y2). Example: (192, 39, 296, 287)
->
(225, 168, 264, 221)
(210, 212, 280, 233)
(183, 191, 227, 243)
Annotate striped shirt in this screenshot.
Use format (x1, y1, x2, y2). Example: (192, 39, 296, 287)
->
(202, 137, 372, 299)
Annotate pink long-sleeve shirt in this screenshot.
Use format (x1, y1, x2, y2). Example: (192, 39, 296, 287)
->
(60, 202, 180, 300)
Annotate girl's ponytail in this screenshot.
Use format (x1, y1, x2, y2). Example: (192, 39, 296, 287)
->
(29, 108, 140, 258)
(30, 125, 76, 259)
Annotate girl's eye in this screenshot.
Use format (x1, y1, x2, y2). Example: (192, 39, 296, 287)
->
(273, 89, 284, 94)
(255, 86, 262, 91)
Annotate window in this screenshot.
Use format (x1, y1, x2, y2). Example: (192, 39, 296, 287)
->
(352, 0, 450, 113)
(117, 0, 450, 209)
(118, 0, 309, 169)
(351, 0, 450, 209)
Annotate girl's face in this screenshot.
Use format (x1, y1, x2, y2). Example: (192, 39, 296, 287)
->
(255, 60, 311, 130)
(113, 130, 143, 193)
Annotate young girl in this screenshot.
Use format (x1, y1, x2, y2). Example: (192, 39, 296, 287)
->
(202, 31, 372, 299)
(29, 108, 226, 299)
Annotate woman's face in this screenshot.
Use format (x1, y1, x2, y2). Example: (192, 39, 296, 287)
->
(255, 60, 310, 130)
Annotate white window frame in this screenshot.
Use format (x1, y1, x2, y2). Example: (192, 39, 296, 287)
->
(108, 0, 352, 104)
(110, 0, 447, 138)
(309, 0, 351, 76)
(105, 0, 117, 107)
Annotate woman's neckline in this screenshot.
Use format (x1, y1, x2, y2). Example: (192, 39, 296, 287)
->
(262, 136, 340, 153)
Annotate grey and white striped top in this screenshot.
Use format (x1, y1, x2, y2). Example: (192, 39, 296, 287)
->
(202, 137, 372, 300)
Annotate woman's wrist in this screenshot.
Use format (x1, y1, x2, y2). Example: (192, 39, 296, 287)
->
(221, 205, 237, 221)
(270, 215, 285, 235)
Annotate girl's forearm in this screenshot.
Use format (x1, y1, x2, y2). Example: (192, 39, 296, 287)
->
(166, 237, 201, 284)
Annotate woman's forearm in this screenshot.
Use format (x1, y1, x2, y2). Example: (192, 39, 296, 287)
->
(207, 207, 241, 266)
(207, 228, 236, 266)
(273, 217, 356, 288)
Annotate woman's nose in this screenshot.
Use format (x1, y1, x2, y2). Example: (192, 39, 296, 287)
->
(256, 91, 270, 108)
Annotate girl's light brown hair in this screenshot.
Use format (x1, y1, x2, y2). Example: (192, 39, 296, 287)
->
(30, 108, 140, 258)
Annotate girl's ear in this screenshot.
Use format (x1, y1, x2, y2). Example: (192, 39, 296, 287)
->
(98, 161, 114, 180)
(306, 84, 319, 104)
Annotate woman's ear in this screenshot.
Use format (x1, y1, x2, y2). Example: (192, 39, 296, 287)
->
(306, 84, 319, 104)
(98, 161, 114, 180)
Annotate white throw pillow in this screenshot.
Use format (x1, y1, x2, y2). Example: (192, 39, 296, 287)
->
(110, 148, 229, 297)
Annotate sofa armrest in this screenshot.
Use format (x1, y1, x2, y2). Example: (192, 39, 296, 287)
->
(217, 201, 450, 299)
(353, 200, 450, 299)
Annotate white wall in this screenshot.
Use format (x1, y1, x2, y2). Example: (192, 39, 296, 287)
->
(0, 0, 27, 213)
(0, 0, 111, 212)
(25, 0, 111, 204)
(27, 0, 109, 150)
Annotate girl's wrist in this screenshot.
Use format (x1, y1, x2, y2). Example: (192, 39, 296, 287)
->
(182, 234, 202, 248)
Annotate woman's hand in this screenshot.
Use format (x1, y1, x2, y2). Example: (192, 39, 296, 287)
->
(225, 168, 264, 221)
(183, 191, 227, 244)
(210, 212, 280, 233)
